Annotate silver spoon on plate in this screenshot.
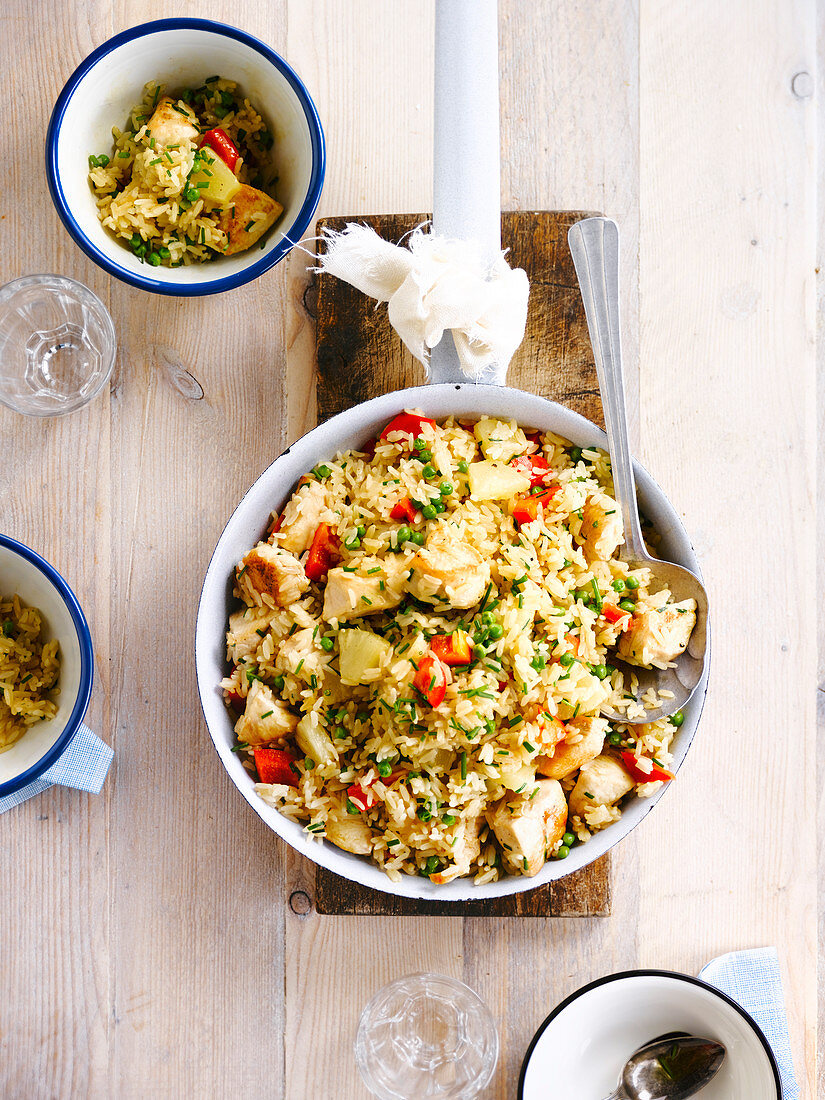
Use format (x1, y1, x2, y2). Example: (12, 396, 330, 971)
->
(568, 217, 709, 724)
(600, 1033, 727, 1100)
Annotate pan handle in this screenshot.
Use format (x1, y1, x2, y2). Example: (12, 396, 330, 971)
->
(429, 0, 502, 385)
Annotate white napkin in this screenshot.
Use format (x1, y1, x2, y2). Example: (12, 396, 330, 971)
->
(700, 947, 799, 1098)
(0, 723, 113, 813)
(316, 223, 529, 380)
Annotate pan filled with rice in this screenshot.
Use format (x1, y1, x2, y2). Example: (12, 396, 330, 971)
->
(88, 77, 283, 266)
(197, 387, 707, 898)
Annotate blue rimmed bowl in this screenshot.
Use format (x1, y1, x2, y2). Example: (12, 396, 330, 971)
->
(45, 18, 325, 296)
(0, 536, 94, 796)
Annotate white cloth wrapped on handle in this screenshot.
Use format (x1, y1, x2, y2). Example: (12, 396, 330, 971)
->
(316, 223, 530, 380)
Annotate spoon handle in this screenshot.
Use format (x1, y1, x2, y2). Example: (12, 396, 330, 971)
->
(568, 217, 647, 561)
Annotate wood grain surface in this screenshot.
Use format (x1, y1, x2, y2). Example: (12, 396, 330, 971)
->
(0, 2, 819, 1098)
(311, 209, 609, 918)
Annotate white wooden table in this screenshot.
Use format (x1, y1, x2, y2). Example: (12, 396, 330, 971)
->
(1, 2, 818, 1096)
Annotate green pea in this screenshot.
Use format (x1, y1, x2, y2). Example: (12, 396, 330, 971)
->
(396, 525, 411, 545)
(619, 598, 636, 613)
(417, 805, 432, 822)
(129, 233, 142, 250)
(346, 798, 360, 815)
(334, 725, 348, 739)
(356, 524, 366, 537)
(591, 664, 609, 680)
(135, 243, 147, 259)
(315, 464, 332, 478)
(433, 498, 446, 513)
(671, 710, 685, 727)
(418, 448, 432, 462)
(414, 436, 426, 450)
(185, 186, 200, 202)
(625, 575, 640, 590)
(423, 855, 440, 875)
(559, 652, 575, 668)
(273, 675, 285, 691)
(147, 252, 162, 266)
(574, 588, 589, 602)
(439, 482, 453, 496)
(457, 460, 469, 473)
(555, 845, 570, 860)
(376, 760, 393, 777)
(481, 611, 495, 625)
(569, 447, 582, 463)
(344, 534, 360, 550)
(608, 731, 623, 746)
(320, 636, 334, 652)
(562, 832, 576, 848)
(356, 711, 370, 722)
(487, 624, 503, 640)
(442, 813, 456, 825)
(422, 504, 437, 520)
(410, 531, 425, 546)
(422, 464, 437, 479)
(158, 246, 171, 259)
(611, 578, 626, 593)
(304, 757, 315, 770)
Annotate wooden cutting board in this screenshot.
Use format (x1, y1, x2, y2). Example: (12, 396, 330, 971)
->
(310, 211, 610, 917)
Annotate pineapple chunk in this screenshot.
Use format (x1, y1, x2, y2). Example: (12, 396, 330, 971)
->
(339, 628, 392, 685)
(189, 148, 241, 206)
(295, 715, 337, 766)
(468, 461, 530, 501)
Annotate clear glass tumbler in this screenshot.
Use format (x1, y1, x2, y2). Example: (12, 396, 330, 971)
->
(0, 275, 116, 416)
(355, 972, 499, 1100)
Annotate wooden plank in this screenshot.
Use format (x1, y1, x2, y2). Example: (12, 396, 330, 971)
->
(310, 210, 609, 918)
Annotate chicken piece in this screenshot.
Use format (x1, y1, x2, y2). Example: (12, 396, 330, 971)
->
(326, 800, 373, 855)
(234, 679, 298, 745)
(241, 544, 309, 607)
(430, 815, 482, 884)
(226, 608, 271, 663)
(146, 96, 199, 147)
(322, 556, 407, 622)
(569, 755, 635, 819)
(617, 599, 697, 669)
(536, 716, 608, 780)
(275, 480, 332, 554)
(217, 184, 283, 255)
(577, 492, 624, 562)
(408, 529, 491, 609)
(486, 779, 568, 877)
(275, 627, 326, 681)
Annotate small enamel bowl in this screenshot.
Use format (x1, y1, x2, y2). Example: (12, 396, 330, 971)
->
(519, 970, 782, 1099)
(0, 536, 94, 796)
(46, 18, 325, 296)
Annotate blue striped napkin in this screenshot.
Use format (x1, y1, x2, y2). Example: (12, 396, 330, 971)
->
(0, 723, 113, 813)
(700, 947, 799, 1098)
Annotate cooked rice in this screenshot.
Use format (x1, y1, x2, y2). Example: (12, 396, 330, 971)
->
(221, 414, 695, 884)
(0, 596, 60, 752)
(89, 78, 278, 266)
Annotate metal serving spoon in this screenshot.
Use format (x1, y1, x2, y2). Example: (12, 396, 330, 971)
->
(568, 217, 709, 723)
(600, 1033, 727, 1100)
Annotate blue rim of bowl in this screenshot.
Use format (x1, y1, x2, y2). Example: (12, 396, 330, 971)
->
(45, 17, 325, 297)
(0, 535, 95, 795)
(517, 969, 783, 1099)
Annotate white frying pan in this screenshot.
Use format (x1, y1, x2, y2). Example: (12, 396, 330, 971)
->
(195, 2, 708, 900)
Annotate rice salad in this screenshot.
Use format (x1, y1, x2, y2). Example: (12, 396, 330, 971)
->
(221, 413, 697, 884)
(89, 78, 282, 266)
(0, 596, 60, 753)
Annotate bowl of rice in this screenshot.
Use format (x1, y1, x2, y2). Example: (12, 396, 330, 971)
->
(0, 535, 94, 797)
(196, 385, 709, 901)
(46, 18, 325, 296)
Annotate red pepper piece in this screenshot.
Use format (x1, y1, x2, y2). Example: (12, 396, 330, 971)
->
(199, 127, 240, 171)
(254, 748, 300, 786)
(305, 523, 342, 581)
(430, 630, 472, 666)
(413, 655, 448, 707)
(379, 412, 437, 441)
(390, 497, 419, 523)
(268, 512, 285, 536)
(226, 689, 245, 715)
(602, 604, 632, 627)
(620, 750, 675, 785)
(347, 782, 378, 812)
(509, 453, 552, 487)
(512, 485, 560, 526)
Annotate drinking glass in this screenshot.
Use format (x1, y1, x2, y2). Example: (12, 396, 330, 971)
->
(355, 972, 499, 1100)
(0, 275, 116, 416)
